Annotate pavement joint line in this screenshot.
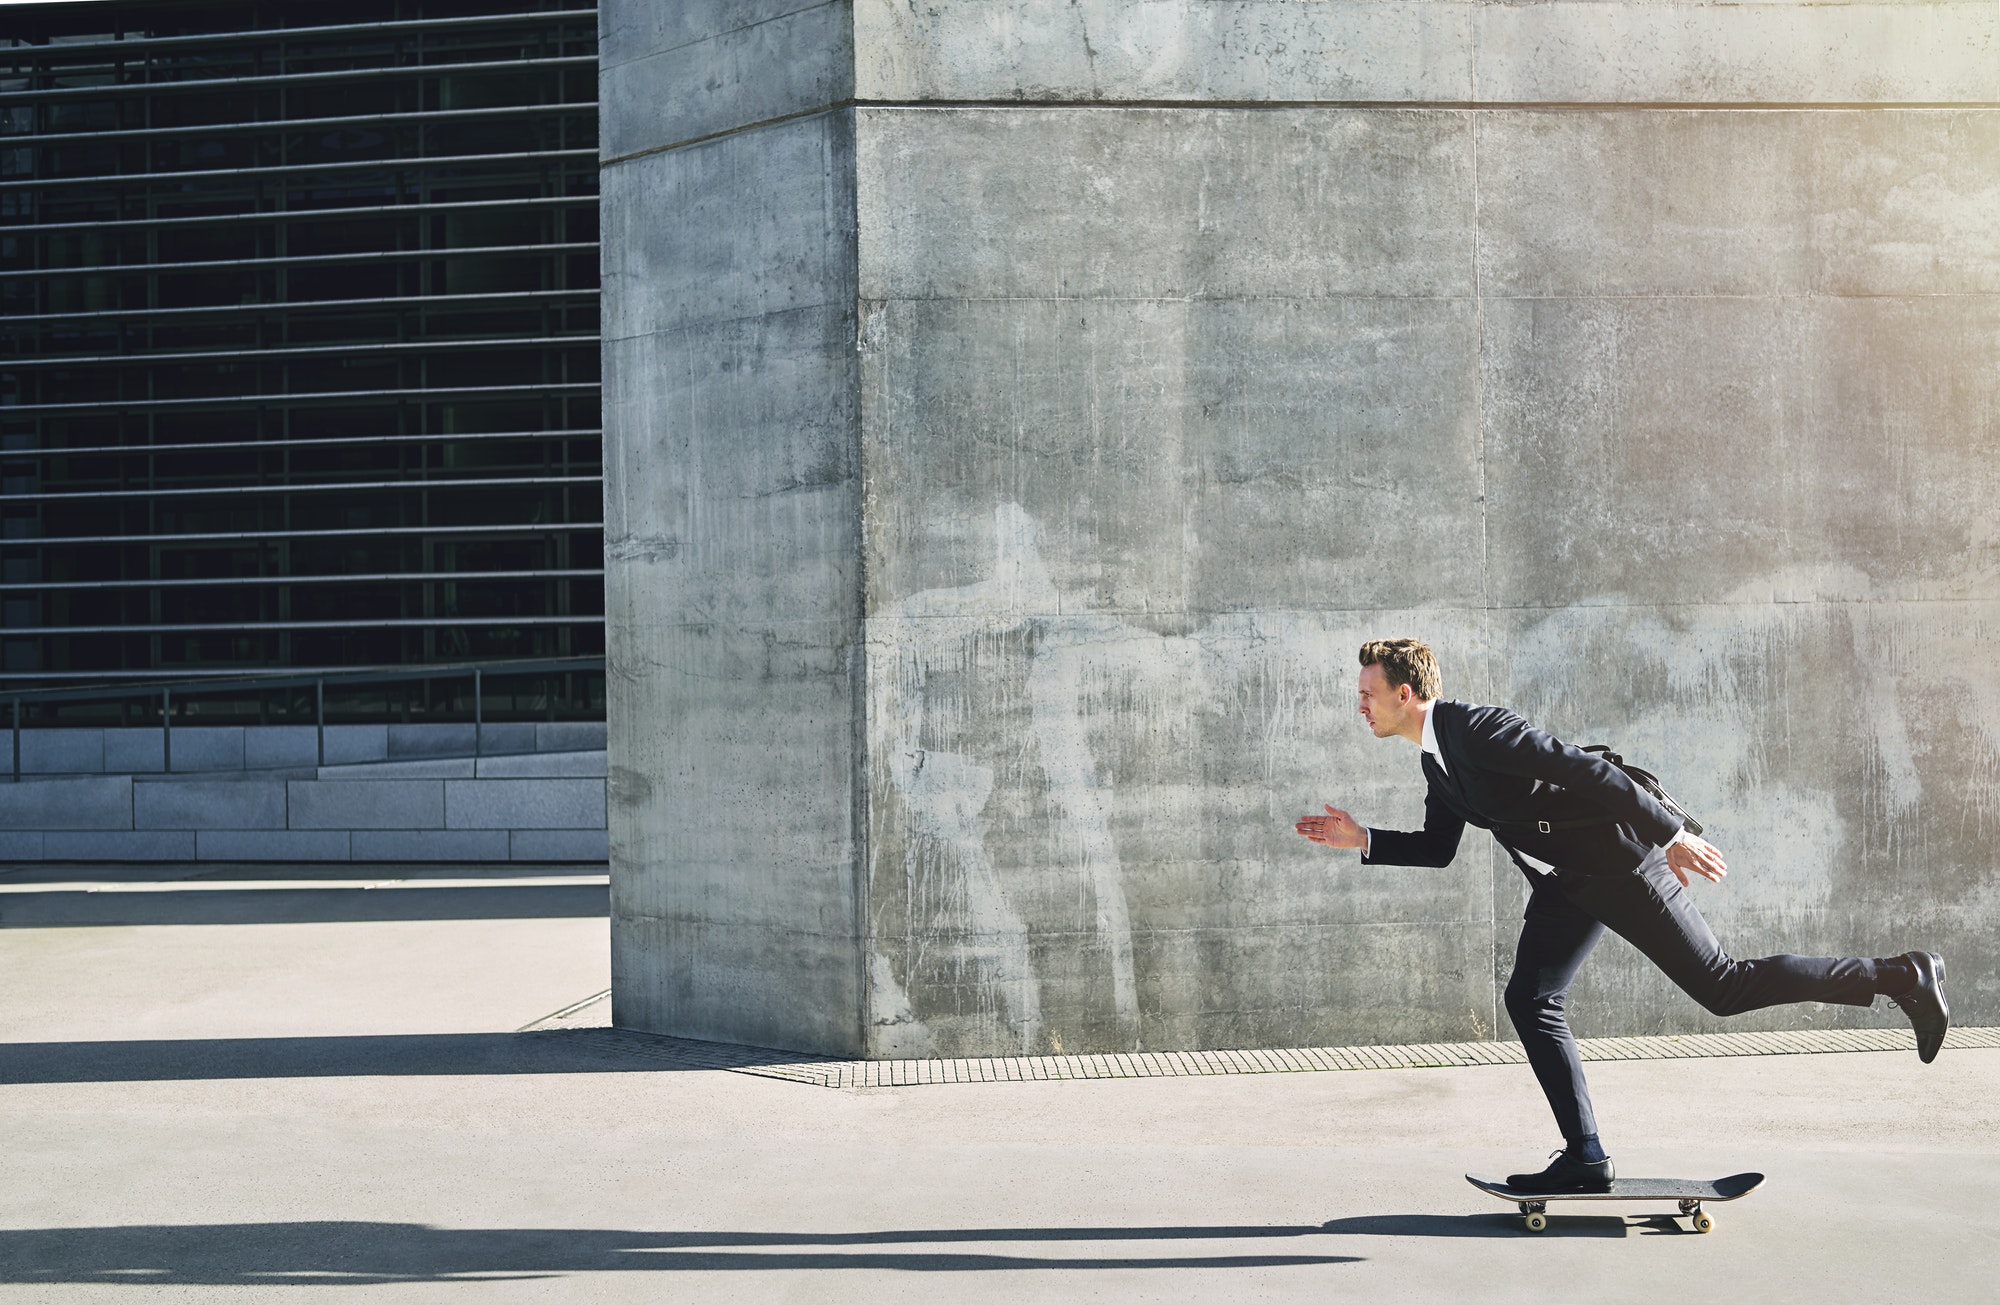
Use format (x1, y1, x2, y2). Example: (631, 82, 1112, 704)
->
(553, 1025, 2000, 1089)
(514, 986, 611, 1032)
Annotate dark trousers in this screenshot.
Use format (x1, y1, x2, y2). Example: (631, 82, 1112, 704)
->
(1503, 848, 1882, 1143)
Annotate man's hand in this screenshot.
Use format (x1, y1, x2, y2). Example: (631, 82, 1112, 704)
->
(1296, 804, 1367, 850)
(1665, 832, 1728, 887)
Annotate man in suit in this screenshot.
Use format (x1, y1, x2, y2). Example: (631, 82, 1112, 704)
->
(1295, 638, 1950, 1193)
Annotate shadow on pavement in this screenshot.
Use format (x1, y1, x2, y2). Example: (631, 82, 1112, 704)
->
(0, 1223, 1361, 1283)
(1321, 1212, 1644, 1239)
(0, 882, 606, 927)
(0, 1027, 823, 1084)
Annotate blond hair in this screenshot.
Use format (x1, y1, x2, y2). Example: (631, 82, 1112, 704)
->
(1359, 638, 1441, 701)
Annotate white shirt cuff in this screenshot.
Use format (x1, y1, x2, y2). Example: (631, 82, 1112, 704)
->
(1362, 827, 1372, 858)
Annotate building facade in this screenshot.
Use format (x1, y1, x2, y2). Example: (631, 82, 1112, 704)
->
(1, 0, 601, 722)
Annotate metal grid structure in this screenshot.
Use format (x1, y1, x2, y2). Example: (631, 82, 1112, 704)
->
(556, 1024, 2000, 1090)
(0, 0, 602, 723)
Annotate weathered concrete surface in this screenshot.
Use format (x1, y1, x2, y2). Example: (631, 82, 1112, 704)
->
(851, 0, 2000, 105)
(603, 1, 2000, 1056)
(600, 2, 864, 1054)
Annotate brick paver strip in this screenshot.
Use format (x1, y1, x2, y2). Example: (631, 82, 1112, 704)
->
(559, 1025, 1994, 1090)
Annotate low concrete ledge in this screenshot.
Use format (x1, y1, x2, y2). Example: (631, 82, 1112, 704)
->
(165, 727, 247, 773)
(135, 780, 286, 831)
(316, 758, 476, 781)
(288, 780, 446, 831)
(475, 750, 609, 779)
(0, 776, 131, 830)
(243, 727, 320, 770)
(0, 768, 608, 863)
(510, 829, 611, 862)
(312, 750, 608, 781)
(104, 729, 164, 773)
(535, 722, 607, 752)
(20, 731, 104, 775)
(0, 826, 609, 864)
(446, 779, 607, 830)
(44, 830, 195, 862)
(351, 830, 512, 862)
(194, 830, 352, 862)
(6, 722, 609, 777)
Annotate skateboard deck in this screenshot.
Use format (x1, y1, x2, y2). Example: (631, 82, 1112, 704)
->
(1465, 1172, 1764, 1233)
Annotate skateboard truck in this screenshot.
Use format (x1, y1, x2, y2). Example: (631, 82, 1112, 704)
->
(1512, 1196, 1713, 1234)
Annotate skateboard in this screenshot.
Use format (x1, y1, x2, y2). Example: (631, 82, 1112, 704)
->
(1465, 1172, 1764, 1234)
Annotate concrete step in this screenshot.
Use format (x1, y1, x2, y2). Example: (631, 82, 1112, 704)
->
(0, 766, 608, 864)
(4, 721, 608, 778)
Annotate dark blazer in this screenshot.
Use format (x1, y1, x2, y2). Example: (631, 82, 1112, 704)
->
(1362, 700, 1685, 878)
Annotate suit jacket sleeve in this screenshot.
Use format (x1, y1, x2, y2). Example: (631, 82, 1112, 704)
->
(1361, 780, 1467, 868)
(1457, 708, 1684, 848)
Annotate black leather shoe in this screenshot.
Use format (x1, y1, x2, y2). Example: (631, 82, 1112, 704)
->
(1890, 950, 1949, 1064)
(1506, 1150, 1614, 1193)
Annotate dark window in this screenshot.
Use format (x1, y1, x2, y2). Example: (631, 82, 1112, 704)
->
(2, 0, 601, 719)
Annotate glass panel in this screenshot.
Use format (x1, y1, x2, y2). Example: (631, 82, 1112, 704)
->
(1, 0, 600, 702)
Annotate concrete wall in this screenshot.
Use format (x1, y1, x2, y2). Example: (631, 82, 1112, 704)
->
(600, 1, 865, 1052)
(603, 0, 2000, 1056)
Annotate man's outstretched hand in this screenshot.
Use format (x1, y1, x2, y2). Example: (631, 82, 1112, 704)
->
(1665, 832, 1728, 887)
(1296, 804, 1367, 850)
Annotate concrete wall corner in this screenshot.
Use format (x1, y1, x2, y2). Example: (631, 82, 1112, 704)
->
(602, 0, 868, 1056)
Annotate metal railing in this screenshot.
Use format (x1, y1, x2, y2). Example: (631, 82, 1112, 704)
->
(0, 8, 597, 59)
(2, 656, 604, 781)
(0, 53, 599, 103)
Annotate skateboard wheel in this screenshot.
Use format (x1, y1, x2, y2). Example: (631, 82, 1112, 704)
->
(1692, 1211, 1714, 1234)
(1524, 1212, 1548, 1233)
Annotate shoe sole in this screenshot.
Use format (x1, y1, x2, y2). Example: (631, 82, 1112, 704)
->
(1916, 951, 1948, 1064)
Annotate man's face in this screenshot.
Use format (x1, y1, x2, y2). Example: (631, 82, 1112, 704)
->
(1357, 663, 1413, 738)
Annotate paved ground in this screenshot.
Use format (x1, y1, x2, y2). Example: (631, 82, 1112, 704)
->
(2, 862, 1996, 1302)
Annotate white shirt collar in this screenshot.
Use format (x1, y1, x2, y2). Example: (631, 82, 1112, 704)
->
(1419, 700, 1445, 772)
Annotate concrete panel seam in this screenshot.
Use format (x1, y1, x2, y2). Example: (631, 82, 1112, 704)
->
(601, 303, 864, 351)
(857, 99, 2000, 113)
(612, 912, 858, 939)
(599, 0, 843, 73)
(601, 101, 853, 169)
(599, 596, 2000, 630)
(611, 99, 2000, 171)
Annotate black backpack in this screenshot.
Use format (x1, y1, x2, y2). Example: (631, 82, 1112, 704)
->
(1582, 746, 1704, 836)
(1487, 745, 1704, 837)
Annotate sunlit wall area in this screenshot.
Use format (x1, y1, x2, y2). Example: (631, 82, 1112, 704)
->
(604, 2, 2000, 1056)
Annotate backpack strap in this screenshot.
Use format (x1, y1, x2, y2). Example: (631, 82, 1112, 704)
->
(1483, 746, 1704, 838)
(1579, 745, 1704, 837)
